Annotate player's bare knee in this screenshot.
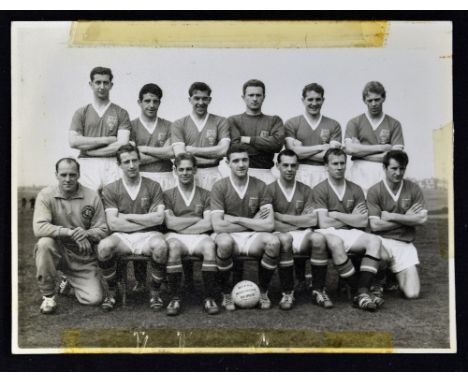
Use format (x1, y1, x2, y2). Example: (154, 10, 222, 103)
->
(365, 234, 382, 257)
(402, 286, 420, 299)
(200, 240, 216, 260)
(278, 233, 293, 252)
(215, 234, 233, 255)
(148, 237, 168, 264)
(36, 237, 55, 252)
(97, 238, 116, 261)
(310, 232, 327, 253)
(264, 234, 280, 257)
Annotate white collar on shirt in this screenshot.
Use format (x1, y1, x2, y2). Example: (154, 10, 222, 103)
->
(303, 113, 323, 130)
(365, 112, 386, 131)
(190, 113, 209, 132)
(229, 175, 250, 199)
(139, 116, 158, 134)
(177, 182, 196, 207)
(122, 176, 142, 201)
(327, 178, 346, 201)
(92, 102, 111, 118)
(383, 178, 404, 202)
(277, 179, 297, 203)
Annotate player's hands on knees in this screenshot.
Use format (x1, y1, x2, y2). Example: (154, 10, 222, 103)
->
(76, 238, 92, 256)
(70, 227, 88, 242)
(352, 202, 368, 215)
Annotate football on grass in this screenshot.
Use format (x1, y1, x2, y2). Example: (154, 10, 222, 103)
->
(232, 280, 261, 308)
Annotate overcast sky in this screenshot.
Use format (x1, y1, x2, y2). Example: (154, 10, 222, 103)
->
(12, 21, 452, 187)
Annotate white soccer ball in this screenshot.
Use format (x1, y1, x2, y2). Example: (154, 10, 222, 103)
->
(231, 280, 261, 309)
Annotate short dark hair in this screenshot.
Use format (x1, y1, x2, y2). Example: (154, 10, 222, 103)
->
(174, 152, 197, 168)
(55, 157, 80, 173)
(302, 83, 325, 98)
(90, 67, 113, 82)
(226, 145, 249, 160)
(188, 82, 212, 96)
(324, 148, 347, 164)
(242, 79, 265, 95)
(383, 150, 409, 168)
(139, 83, 163, 100)
(362, 81, 386, 100)
(116, 144, 140, 165)
(277, 149, 299, 164)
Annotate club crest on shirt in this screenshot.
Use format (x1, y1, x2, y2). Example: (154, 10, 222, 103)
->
(106, 115, 118, 132)
(345, 199, 355, 210)
(81, 205, 95, 228)
(379, 129, 390, 144)
(206, 129, 216, 145)
(400, 198, 411, 210)
(295, 200, 304, 214)
(140, 196, 150, 210)
(194, 204, 204, 215)
(320, 129, 330, 143)
(248, 197, 259, 214)
(157, 132, 167, 145)
(260, 130, 269, 138)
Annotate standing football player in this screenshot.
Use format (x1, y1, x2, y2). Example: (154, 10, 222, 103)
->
(163, 153, 219, 316)
(367, 151, 427, 299)
(69, 67, 131, 192)
(211, 146, 280, 311)
(314, 148, 384, 311)
(229, 79, 285, 185)
(171, 82, 230, 190)
(285, 83, 342, 188)
(131, 83, 175, 191)
(344, 81, 404, 194)
(33, 158, 107, 313)
(268, 149, 331, 310)
(97, 144, 168, 311)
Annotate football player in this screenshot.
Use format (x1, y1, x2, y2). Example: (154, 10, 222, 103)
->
(33, 158, 107, 313)
(267, 149, 331, 310)
(285, 83, 342, 188)
(163, 153, 219, 316)
(211, 146, 280, 311)
(171, 82, 230, 190)
(97, 144, 168, 312)
(314, 148, 384, 311)
(229, 79, 285, 185)
(367, 150, 427, 299)
(69, 67, 131, 191)
(344, 81, 404, 194)
(130, 83, 175, 191)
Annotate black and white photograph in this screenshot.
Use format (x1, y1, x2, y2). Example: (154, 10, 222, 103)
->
(11, 20, 454, 354)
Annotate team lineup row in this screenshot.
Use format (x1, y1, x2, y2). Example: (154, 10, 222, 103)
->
(32, 66, 425, 316)
(34, 144, 426, 316)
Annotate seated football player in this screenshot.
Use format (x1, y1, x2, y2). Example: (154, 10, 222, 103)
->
(163, 153, 219, 316)
(33, 157, 108, 314)
(268, 149, 331, 310)
(97, 144, 168, 312)
(367, 150, 427, 299)
(314, 148, 384, 312)
(211, 146, 280, 311)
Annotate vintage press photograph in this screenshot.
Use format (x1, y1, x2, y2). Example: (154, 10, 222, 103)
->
(11, 20, 454, 353)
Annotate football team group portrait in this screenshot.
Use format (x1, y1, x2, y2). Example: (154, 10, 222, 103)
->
(14, 21, 452, 351)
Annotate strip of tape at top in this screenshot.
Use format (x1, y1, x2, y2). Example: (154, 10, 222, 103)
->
(70, 21, 389, 48)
